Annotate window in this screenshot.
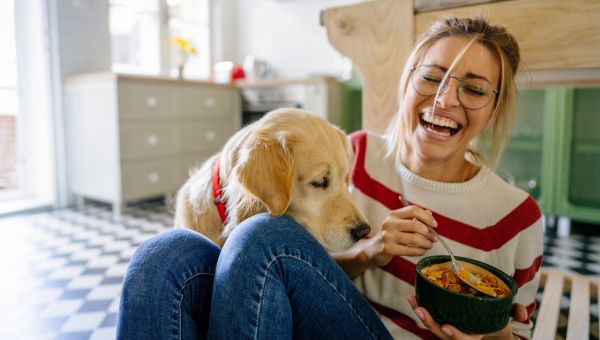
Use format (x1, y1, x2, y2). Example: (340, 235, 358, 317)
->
(109, 0, 210, 79)
(167, 0, 210, 79)
(0, 0, 20, 194)
(109, 0, 161, 75)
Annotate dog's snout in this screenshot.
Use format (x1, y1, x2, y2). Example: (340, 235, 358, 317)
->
(350, 223, 371, 242)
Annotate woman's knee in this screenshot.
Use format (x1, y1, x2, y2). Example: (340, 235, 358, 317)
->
(126, 229, 221, 285)
(119, 229, 220, 339)
(227, 213, 317, 250)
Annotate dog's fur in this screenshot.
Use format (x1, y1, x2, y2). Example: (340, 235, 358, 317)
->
(174, 108, 370, 251)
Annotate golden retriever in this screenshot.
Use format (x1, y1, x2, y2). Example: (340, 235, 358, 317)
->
(174, 108, 370, 251)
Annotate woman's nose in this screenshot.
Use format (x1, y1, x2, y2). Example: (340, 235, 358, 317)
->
(435, 78, 461, 108)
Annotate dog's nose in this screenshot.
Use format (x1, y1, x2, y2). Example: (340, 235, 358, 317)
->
(350, 223, 371, 242)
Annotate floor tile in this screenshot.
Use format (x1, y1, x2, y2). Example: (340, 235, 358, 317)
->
(60, 312, 106, 332)
(40, 300, 84, 318)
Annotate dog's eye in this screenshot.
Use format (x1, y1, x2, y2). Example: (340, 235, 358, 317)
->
(310, 176, 329, 189)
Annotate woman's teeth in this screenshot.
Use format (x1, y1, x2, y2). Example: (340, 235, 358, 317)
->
(421, 113, 458, 129)
(420, 113, 460, 136)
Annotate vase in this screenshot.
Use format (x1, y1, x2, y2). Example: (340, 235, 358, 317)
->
(177, 64, 185, 79)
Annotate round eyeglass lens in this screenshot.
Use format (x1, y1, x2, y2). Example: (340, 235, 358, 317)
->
(412, 66, 496, 109)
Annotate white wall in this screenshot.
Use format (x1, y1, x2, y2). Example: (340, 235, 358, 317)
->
(51, 0, 112, 77)
(218, 0, 361, 79)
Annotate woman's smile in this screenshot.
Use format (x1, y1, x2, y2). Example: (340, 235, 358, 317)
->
(418, 111, 462, 138)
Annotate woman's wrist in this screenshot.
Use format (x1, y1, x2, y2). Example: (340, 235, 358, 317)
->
(331, 242, 374, 278)
(482, 322, 515, 340)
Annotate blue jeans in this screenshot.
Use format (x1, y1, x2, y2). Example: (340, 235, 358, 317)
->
(117, 214, 392, 339)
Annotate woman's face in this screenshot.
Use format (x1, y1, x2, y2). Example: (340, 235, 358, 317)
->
(402, 36, 500, 166)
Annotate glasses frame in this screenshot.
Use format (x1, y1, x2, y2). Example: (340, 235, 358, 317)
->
(410, 65, 499, 110)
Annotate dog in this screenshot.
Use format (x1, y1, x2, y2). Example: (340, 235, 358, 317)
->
(174, 108, 370, 252)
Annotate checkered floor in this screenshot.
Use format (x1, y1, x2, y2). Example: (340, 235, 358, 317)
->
(0, 201, 171, 340)
(0, 201, 599, 339)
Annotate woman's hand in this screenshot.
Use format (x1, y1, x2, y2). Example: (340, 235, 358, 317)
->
(407, 295, 528, 339)
(362, 204, 438, 267)
(332, 203, 437, 278)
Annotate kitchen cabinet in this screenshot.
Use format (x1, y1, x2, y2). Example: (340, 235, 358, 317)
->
(64, 73, 241, 218)
(340, 79, 363, 133)
(497, 87, 600, 225)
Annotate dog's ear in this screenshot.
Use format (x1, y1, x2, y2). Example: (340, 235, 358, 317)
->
(236, 134, 294, 216)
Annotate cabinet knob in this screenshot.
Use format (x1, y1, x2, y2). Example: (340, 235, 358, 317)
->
(528, 179, 538, 189)
(205, 131, 216, 141)
(147, 135, 159, 146)
(205, 97, 216, 108)
(146, 96, 158, 108)
(148, 173, 160, 183)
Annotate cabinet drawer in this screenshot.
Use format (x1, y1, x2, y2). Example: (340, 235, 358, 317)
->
(180, 86, 234, 119)
(118, 82, 178, 120)
(120, 124, 179, 159)
(121, 159, 179, 201)
(569, 151, 600, 208)
(180, 119, 233, 153)
(573, 88, 600, 144)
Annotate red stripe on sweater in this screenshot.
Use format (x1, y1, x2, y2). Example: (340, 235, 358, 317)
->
(513, 255, 543, 288)
(350, 131, 405, 210)
(349, 131, 542, 251)
(368, 299, 437, 339)
(380, 255, 417, 285)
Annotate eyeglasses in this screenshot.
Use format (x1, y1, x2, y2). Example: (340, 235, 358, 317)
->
(410, 65, 498, 110)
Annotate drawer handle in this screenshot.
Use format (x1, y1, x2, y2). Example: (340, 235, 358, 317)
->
(147, 135, 159, 146)
(205, 97, 216, 108)
(148, 173, 160, 183)
(528, 179, 538, 189)
(205, 131, 216, 141)
(146, 96, 158, 108)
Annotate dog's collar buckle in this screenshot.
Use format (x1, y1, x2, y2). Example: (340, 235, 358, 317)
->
(212, 155, 228, 224)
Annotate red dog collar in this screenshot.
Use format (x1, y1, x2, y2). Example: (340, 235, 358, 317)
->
(212, 155, 228, 224)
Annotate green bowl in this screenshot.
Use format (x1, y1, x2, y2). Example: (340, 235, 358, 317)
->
(415, 255, 518, 334)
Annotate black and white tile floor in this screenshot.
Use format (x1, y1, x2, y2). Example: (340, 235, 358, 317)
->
(0, 201, 599, 339)
(0, 201, 171, 340)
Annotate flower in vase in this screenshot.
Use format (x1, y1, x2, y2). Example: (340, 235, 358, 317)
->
(171, 36, 197, 78)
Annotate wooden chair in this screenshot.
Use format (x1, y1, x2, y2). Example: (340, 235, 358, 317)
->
(533, 267, 600, 340)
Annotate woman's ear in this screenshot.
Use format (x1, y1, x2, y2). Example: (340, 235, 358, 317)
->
(235, 132, 295, 216)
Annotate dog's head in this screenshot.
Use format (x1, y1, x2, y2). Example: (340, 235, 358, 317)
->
(232, 108, 370, 252)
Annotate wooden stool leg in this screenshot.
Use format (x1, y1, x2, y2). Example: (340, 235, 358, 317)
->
(533, 271, 563, 340)
(566, 277, 590, 340)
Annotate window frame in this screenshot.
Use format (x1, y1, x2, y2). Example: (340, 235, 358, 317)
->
(108, 0, 212, 79)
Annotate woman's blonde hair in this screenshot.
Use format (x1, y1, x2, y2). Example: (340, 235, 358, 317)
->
(385, 16, 520, 170)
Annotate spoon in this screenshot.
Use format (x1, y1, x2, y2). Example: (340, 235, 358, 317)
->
(398, 195, 499, 297)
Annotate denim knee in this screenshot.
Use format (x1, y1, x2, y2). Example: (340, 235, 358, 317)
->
(118, 229, 221, 339)
(129, 228, 220, 281)
(225, 213, 320, 254)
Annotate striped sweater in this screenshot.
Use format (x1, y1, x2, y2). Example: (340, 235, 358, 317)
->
(349, 131, 543, 339)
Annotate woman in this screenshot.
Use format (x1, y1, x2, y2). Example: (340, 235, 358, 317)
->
(117, 16, 542, 340)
